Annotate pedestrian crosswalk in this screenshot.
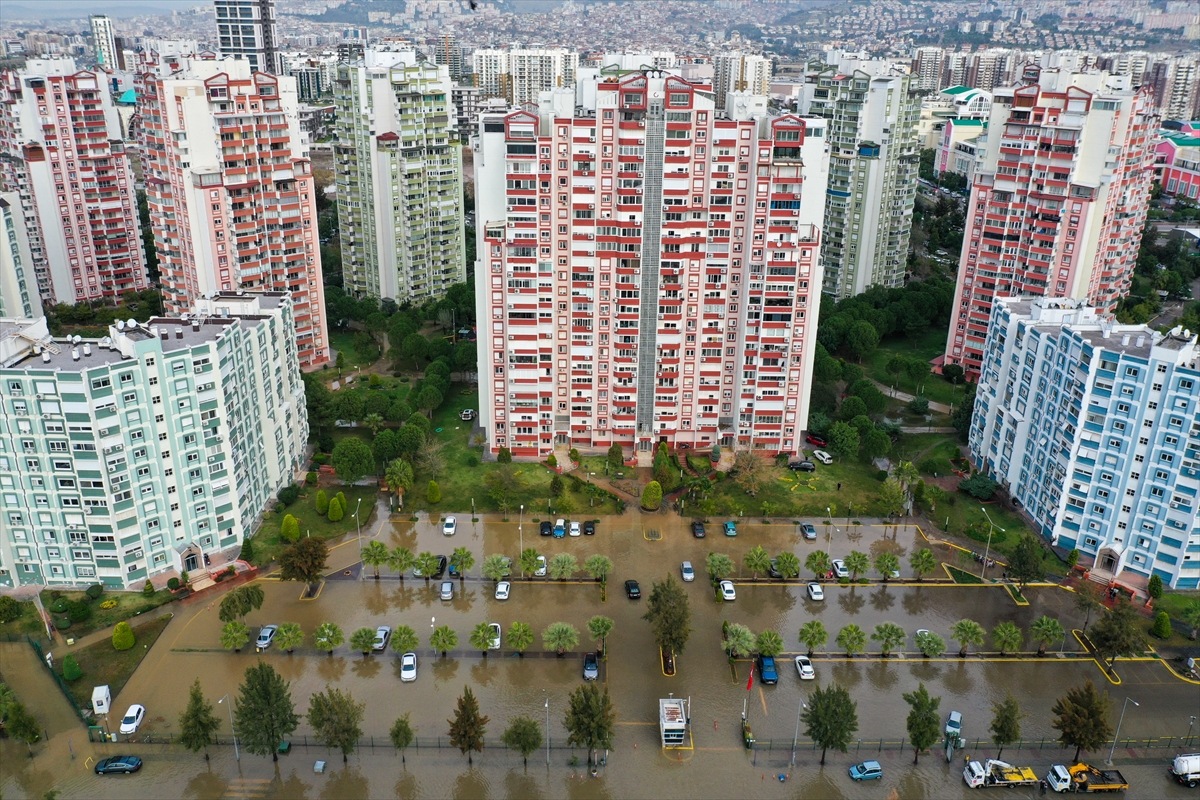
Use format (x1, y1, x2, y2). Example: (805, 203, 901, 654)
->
(224, 778, 270, 798)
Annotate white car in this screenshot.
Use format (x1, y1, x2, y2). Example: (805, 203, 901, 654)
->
(831, 559, 849, 579)
(373, 626, 391, 651)
(487, 622, 501, 650)
(534, 555, 547, 577)
(255, 624, 278, 651)
(569, 521, 581, 537)
(495, 580, 511, 600)
(812, 449, 833, 465)
(807, 582, 824, 601)
(400, 651, 417, 682)
(794, 655, 815, 680)
(442, 516, 457, 536)
(118, 704, 145, 735)
(680, 561, 695, 582)
(719, 580, 736, 601)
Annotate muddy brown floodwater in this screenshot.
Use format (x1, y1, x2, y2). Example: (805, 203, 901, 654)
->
(2, 514, 1195, 799)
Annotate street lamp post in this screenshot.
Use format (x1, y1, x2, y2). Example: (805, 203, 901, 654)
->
(218, 694, 239, 761)
(979, 507, 1004, 580)
(519, 505, 524, 570)
(1187, 715, 1197, 746)
(1107, 697, 1139, 765)
(791, 701, 808, 768)
(544, 691, 550, 767)
(353, 497, 363, 581)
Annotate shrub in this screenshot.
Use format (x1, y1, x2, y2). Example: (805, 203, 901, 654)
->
(497, 447, 513, 464)
(875, 470, 888, 482)
(369, 373, 381, 387)
(641, 481, 663, 510)
(0, 595, 21, 623)
(907, 396, 930, 415)
(112, 622, 135, 650)
(428, 480, 441, 503)
(142, 581, 154, 597)
(306, 471, 319, 486)
(337, 491, 347, 510)
(569, 448, 581, 463)
(85, 584, 104, 601)
(274, 502, 285, 513)
(327, 496, 344, 522)
(167, 577, 180, 591)
(239, 537, 255, 563)
(714, 471, 727, 481)
(278, 484, 301, 506)
(66, 600, 92, 623)
(99, 599, 118, 610)
(50, 598, 69, 613)
(1147, 574, 1164, 600)
(55, 617, 72, 630)
(311, 453, 330, 465)
(466, 454, 479, 467)
(180, 571, 189, 585)
(1151, 611, 1172, 639)
(63, 654, 82, 681)
(958, 472, 999, 500)
(547, 454, 558, 468)
(280, 514, 300, 543)
(315, 489, 329, 515)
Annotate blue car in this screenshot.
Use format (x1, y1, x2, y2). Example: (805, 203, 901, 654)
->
(724, 521, 737, 537)
(553, 518, 566, 538)
(756, 655, 777, 685)
(849, 760, 883, 781)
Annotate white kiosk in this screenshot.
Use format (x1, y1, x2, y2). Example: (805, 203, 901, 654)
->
(91, 684, 111, 715)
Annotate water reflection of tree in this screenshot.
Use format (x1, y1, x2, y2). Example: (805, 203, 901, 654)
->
(387, 522, 419, 553)
(838, 587, 866, 616)
(431, 655, 460, 685)
(182, 767, 228, 799)
(273, 654, 309, 682)
(453, 588, 477, 614)
(909, 660, 943, 684)
(865, 659, 899, 693)
(902, 587, 931, 617)
(942, 661, 974, 695)
(364, 583, 390, 615)
(392, 585, 416, 613)
(564, 768, 612, 800)
(869, 538, 906, 560)
(869, 585, 895, 613)
(317, 655, 348, 682)
(504, 770, 544, 800)
(350, 654, 382, 680)
(454, 768, 491, 799)
(394, 772, 420, 800)
(269, 767, 310, 799)
(895, 767, 933, 799)
(830, 660, 862, 691)
(320, 765, 369, 799)
(796, 768, 847, 800)
(471, 656, 497, 687)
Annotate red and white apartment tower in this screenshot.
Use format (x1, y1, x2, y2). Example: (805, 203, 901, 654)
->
(137, 54, 329, 367)
(0, 58, 148, 306)
(474, 72, 829, 459)
(944, 66, 1158, 380)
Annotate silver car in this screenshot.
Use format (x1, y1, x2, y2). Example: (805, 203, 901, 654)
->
(255, 624, 278, 650)
(440, 581, 454, 601)
(680, 561, 695, 582)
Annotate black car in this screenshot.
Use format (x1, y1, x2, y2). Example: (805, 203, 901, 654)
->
(768, 558, 782, 579)
(788, 461, 816, 472)
(432, 555, 448, 579)
(624, 579, 641, 599)
(691, 521, 706, 538)
(583, 520, 595, 536)
(95, 755, 143, 775)
(539, 520, 553, 536)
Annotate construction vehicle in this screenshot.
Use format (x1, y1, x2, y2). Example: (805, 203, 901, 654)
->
(1046, 763, 1129, 793)
(1169, 753, 1200, 787)
(963, 759, 1040, 789)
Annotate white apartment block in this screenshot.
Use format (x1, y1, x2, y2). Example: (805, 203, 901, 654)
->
(0, 193, 42, 321)
(0, 58, 148, 306)
(214, 0, 282, 75)
(970, 297, 1200, 590)
(334, 51, 465, 303)
(89, 16, 118, 71)
(0, 292, 308, 589)
(473, 72, 829, 459)
(795, 55, 921, 299)
(472, 46, 579, 105)
(713, 52, 772, 111)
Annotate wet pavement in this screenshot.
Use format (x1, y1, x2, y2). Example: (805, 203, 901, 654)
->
(3, 514, 1196, 799)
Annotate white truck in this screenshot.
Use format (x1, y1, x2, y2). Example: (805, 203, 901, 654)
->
(1170, 753, 1200, 788)
(964, 759, 1040, 789)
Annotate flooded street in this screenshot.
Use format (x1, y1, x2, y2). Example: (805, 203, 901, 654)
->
(3, 514, 1196, 799)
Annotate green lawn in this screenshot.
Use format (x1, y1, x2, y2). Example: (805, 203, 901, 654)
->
(252, 482, 381, 566)
(42, 587, 175, 640)
(864, 327, 970, 408)
(690, 457, 890, 519)
(55, 613, 172, 710)
(1154, 592, 1200, 622)
(328, 328, 381, 369)
(0, 598, 47, 638)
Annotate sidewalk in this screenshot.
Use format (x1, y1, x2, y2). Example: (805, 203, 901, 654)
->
(872, 379, 952, 414)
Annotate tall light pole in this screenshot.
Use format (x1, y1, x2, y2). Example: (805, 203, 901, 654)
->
(519, 504, 524, 571)
(979, 507, 1004, 580)
(218, 694, 239, 761)
(1187, 715, 1197, 746)
(544, 691, 550, 767)
(791, 701, 808, 768)
(1107, 697, 1139, 765)
(353, 497, 363, 581)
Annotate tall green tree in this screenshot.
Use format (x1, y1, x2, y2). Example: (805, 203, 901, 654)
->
(914, 630, 946, 658)
(233, 662, 299, 762)
(798, 620, 828, 656)
(951, 619, 985, 657)
(450, 547, 476, 580)
(507, 622, 534, 656)
(1051, 680, 1113, 762)
(470, 622, 494, 657)
(755, 629, 784, 658)
(307, 685, 365, 762)
(801, 683, 858, 765)
(349, 627, 376, 658)
(331, 437, 375, 483)
(178, 679, 221, 760)
(902, 683, 941, 764)
(992, 621, 1024, 656)
(430, 625, 458, 656)
(871, 622, 906, 657)
(313, 622, 344, 655)
(5, 701, 40, 755)
(389, 625, 419, 656)
(909, 548, 939, 581)
(275, 622, 304, 654)
(221, 621, 250, 652)
(447, 686, 489, 764)
(389, 713, 415, 765)
(642, 575, 692, 656)
(774, 551, 801, 580)
(1030, 615, 1065, 656)
(826, 421, 860, 461)
(843, 550, 870, 581)
(587, 616, 614, 656)
(384, 458, 415, 508)
(743, 545, 772, 580)
(542, 622, 580, 656)
(805, 550, 832, 579)
(279, 537, 329, 584)
(1074, 581, 1105, 631)
(548, 553, 578, 581)
(1090, 598, 1148, 664)
(836, 624, 867, 657)
(563, 683, 616, 766)
(501, 716, 543, 767)
(582, 554, 614, 590)
(705, 552, 735, 586)
(989, 693, 1025, 759)
(1008, 535, 1044, 590)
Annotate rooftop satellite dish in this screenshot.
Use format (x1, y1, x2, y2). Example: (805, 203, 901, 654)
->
(127, 318, 138, 328)
(116, 320, 125, 330)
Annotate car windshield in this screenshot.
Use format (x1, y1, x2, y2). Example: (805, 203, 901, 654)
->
(122, 714, 135, 723)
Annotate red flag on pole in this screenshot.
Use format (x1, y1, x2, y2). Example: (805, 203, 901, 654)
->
(746, 667, 754, 692)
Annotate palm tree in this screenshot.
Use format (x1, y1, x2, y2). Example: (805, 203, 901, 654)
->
(992, 621, 1024, 656)
(583, 555, 614, 588)
(469, 622, 494, 657)
(723, 622, 755, 659)
(909, 548, 939, 581)
(914, 630, 946, 658)
(542, 622, 579, 656)
(836, 624, 867, 657)
(951, 619, 986, 657)
(430, 625, 458, 657)
(275, 622, 304, 654)
(798, 620, 828, 656)
(221, 621, 250, 652)
(874, 552, 900, 581)
(388, 546, 415, 580)
(450, 547, 475, 581)
(844, 550, 870, 581)
(519, 547, 541, 579)
(805, 550, 832, 579)
(389, 625, 419, 656)
(314, 622, 344, 655)
(587, 615, 614, 656)
(755, 629, 784, 657)
(384, 458, 414, 509)
(705, 552, 735, 587)
(548, 553, 578, 581)
(894, 460, 919, 494)
(743, 545, 772, 581)
(507, 622, 534, 657)
(871, 622, 906, 657)
(482, 554, 510, 582)
(362, 541, 390, 580)
(774, 552, 801, 580)
(349, 627, 376, 658)
(415, 551, 439, 584)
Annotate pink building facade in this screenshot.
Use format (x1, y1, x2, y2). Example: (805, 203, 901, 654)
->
(1155, 123, 1200, 201)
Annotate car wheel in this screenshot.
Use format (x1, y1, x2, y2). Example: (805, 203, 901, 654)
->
(125, 770, 131, 774)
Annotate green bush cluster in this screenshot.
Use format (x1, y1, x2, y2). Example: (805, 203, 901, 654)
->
(112, 622, 136, 651)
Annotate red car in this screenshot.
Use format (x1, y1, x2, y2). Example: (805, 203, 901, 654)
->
(805, 434, 828, 447)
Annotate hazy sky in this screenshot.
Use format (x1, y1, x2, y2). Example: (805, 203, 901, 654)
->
(2, 0, 206, 22)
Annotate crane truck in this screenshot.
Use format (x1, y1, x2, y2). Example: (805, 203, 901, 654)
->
(963, 759, 1040, 789)
(1046, 763, 1129, 793)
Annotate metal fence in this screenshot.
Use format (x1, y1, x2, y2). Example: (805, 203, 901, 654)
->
(0, 633, 91, 723)
(746, 735, 1200, 755)
(113, 734, 590, 752)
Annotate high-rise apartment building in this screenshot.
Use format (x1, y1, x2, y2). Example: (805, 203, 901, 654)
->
(970, 296, 1200, 590)
(472, 46, 579, 106)
(0, 58, 148, 306)
(795, 55, 921, 299)
(913, 47, 947, 92)
(137, 55, 329, 368)
(214, 0, 281, 75)
(944, 68, 1159, 380)
(334, 51, 465, 303)
(433, 32, 463, 82)
(473, 73, 829, 458)
(89, 16, 118, 70)
(0, 193, 41, 320)
(0, 292, 308, 589)
(713, 52, 772, 111)
(1149, 56, 1200, 122)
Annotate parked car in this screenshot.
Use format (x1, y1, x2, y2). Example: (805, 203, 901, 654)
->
(255, 624, 278, 651)
(680, 561, 695, 582)
(831, 559, 849, 579)
(534, 555, 547, 577)
(433, 555, 448, 578)
(442, 516, 457, 536)
(495, 580, 511, 600)
(805, 434, 828, 448)
(807, 582, 824, 601)
(118, 704, 145, 735)
(498, 556, 513, 576)
(811, 450, 833, 465)
(624, 579, 641, 599)
(373, 626, 391, 651)
(439, 581, 454, 601)
(459, 409, 476, 421)
(768, 558, 782, 579)
(849, 760, 883, 781)
(794, 655, 815, 680)
(788, 460, 816, 472)
(719, 580, 736, 601)
(554, 518, 566, 538)
(400, 651, 417, 682)
(583, 520, 595, 536)
(583, 651, 599, 681)
(540, 520, 553, 536)
(723, 521, 737, 537)
(757, 654, 778, 685)
(800, 522, 817, 540)
(945, 710, 963, 738)
(487, 623, 501, 650)
(691, 521, 706, 538)
(569, 521, 581, 537)
(94, 755, 143, 775)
